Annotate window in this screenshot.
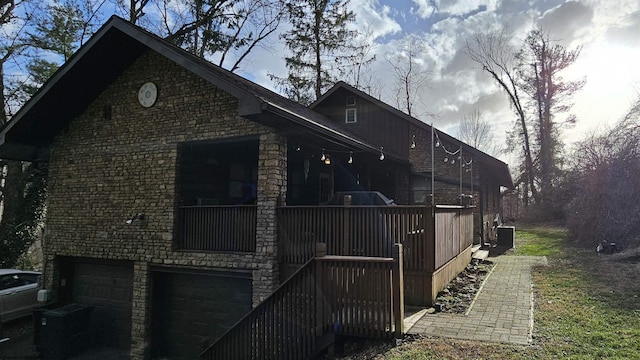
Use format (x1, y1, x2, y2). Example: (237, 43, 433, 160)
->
(411, 175, 431, 204)
(178, 139, 258, 206)
(346, 96, 356, 106)
(345, 108, 357, 124)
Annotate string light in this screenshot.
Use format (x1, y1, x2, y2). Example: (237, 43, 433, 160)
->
(410, 134, 416, 149)
(295, 145, 301, 151)
(379, 147, 385, 161)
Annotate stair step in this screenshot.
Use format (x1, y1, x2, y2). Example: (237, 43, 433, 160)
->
(471, 244, 482, 253)
(472, 249, 489, 261)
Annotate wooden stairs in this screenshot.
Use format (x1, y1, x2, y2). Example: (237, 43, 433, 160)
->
(471, 244, 489, 261)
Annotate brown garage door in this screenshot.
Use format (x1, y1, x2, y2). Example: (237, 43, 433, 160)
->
(72, 259, 133, 351)
(151, 269, 252, 359)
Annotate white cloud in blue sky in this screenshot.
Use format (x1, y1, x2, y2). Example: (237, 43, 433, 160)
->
(317, 0, 640, 160)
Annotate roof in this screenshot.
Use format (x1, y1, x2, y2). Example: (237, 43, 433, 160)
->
(311, 81, 514, 188)
(0, 16, 401, 163)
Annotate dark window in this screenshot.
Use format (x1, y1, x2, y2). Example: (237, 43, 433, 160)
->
(0, 273, 38, 290)
(178, 138, 258, 206)
(411, 175, 431, 204)
(346, 96, 356, 106)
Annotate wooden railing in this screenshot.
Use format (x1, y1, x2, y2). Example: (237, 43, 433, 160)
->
(177, 205, 256, 252)
(434, 207, 474, 269)
(278, 206, 473, 272)
(278, 205, 429, 263)
(201, 245, 404, 360)
(316, 253, 403, 340)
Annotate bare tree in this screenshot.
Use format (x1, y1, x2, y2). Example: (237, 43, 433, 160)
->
(116, 0, 284, 73)
(517, 29, 584, 211)
(466, 29, 538, 205)
(386, 34, 430, 118)
(115, 0, 150, 24)
(458, 109, 497, 155)
(343, 26, 380, 96)
(566, 96, 640, 249)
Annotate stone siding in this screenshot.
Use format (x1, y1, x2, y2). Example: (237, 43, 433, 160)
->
(43, 50, 285, 358)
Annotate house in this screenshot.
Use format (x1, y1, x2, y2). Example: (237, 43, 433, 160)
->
(310, 81, 513, 244)
(0, 16, 511, 359)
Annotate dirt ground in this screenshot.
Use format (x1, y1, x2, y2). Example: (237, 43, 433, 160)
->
(1, 316, 39, 359)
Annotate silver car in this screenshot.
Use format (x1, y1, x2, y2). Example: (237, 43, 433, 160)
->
(0, 269, 41, 322)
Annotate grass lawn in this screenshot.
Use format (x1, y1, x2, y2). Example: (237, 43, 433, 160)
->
(361, 226, 640, 359)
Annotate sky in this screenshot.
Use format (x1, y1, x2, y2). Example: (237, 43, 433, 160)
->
(241, 0, 640, 162)
(12, 0, 640, 164)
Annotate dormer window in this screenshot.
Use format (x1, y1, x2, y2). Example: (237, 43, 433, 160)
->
(345, 96, 357, 124)
(345, 108, 357, 124)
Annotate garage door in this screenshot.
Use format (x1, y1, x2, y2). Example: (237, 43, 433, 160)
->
(151, 270, 252, 359)
(72, 260, 133, 351)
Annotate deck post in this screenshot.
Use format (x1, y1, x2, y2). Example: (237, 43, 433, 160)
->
(392, 243, 404, 339)
(315, 242, 327, 257)
(342, 195, 351, 255)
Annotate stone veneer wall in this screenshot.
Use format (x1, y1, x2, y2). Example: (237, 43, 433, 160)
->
(43, 50, 285, 359)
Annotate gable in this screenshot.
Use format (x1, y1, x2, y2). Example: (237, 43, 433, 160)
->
(0, 17, 391, 164)
(313, 82, 514, 188)
(311, 87, 410, 159)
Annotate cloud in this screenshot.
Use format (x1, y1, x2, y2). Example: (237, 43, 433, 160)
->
(351, 0, 403, 38)
(603, 9, 640, 46)
(412, 0, 499, 18)
(538, 1, 594, 46)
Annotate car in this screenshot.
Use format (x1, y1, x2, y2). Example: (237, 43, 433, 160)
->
(0, 269, 41, 323)
(323, 191, 395, 206)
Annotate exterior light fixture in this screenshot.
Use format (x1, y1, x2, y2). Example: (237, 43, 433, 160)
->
(348, 151, 353, 164)
(324, 155, 331, 165)
(126, 213, 145, 224)
(379, 147, 385, 161)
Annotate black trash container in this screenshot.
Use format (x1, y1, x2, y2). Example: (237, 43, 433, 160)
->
(33, 303, 64, 346)
(497, 226, 515, 248)
(38, 303, 93, 360)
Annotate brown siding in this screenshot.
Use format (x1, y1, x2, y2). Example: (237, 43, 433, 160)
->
(313, 88, 410, 159)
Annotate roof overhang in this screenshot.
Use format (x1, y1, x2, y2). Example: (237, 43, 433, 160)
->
(0, 17, 263, 162)
(0, 17, 392, 165)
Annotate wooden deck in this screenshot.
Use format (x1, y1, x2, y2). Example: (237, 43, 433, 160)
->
(278, 205, 474, 306)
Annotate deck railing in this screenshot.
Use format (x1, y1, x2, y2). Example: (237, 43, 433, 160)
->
(177, 205, 257, 252)
(434, 207, 474, 268)
(201, 244, 404, 360)
(278, 205, 473, 272)
(278, 205, 429, 264)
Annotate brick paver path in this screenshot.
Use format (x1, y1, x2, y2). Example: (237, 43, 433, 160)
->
(406, 256, 547, 345)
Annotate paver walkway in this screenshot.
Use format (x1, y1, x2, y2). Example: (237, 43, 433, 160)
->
(406, 255, 547, 345)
